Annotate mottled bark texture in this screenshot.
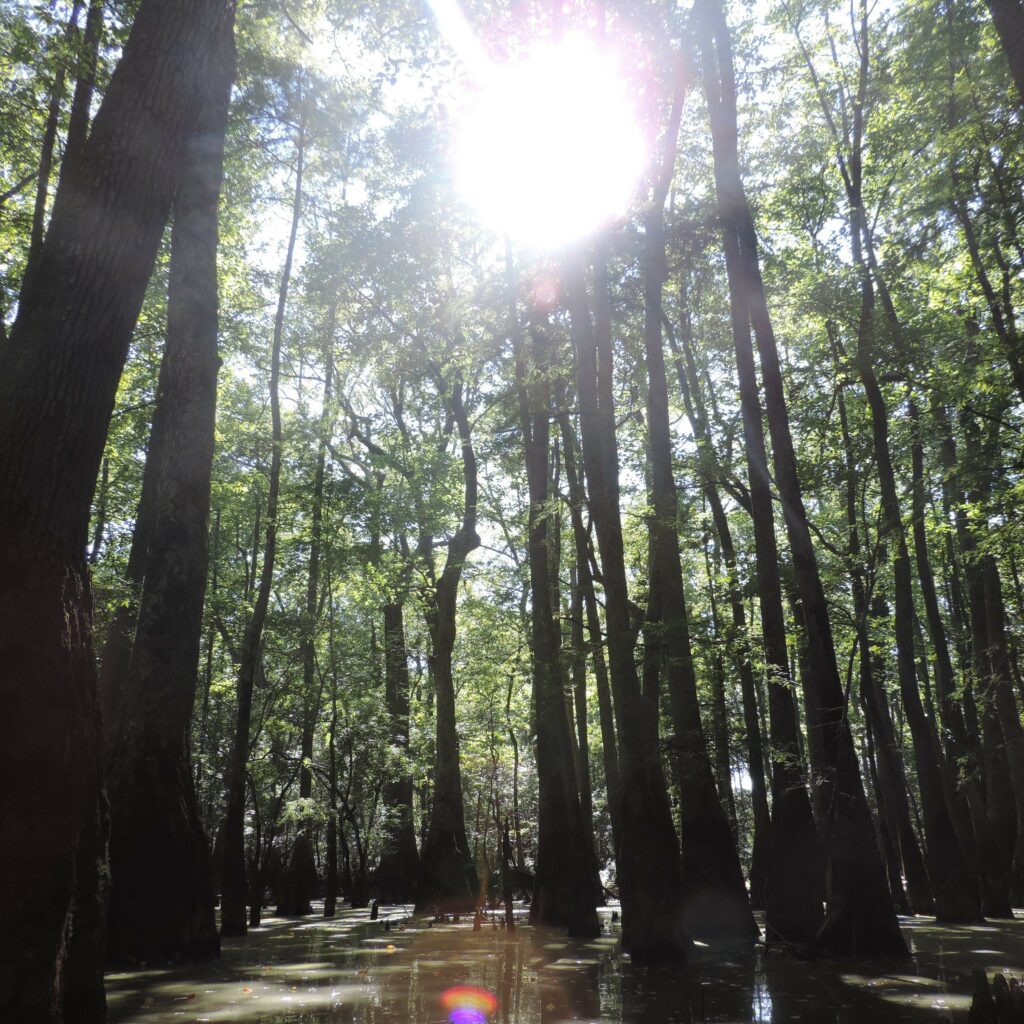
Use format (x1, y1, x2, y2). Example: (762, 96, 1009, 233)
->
(106, 12, 235, 965)
(0, 0, 235, 1017)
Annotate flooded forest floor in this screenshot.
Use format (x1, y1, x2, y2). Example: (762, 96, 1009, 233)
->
(106, 905, 1024, 1024)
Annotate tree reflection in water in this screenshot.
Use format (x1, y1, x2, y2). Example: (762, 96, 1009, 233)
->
(105, 906, 1022, 1023)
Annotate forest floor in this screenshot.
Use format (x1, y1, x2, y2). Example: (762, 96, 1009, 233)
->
(105, 904, 1024, 1023)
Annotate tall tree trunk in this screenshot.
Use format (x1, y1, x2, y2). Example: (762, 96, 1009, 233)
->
(278, 303, 336, 917)
(704, 543, 738, 836)
(565, 249, 690, 964)
(560, 414, 622, 855)
(221, 112, 303, 936)
(982, 556, 1024, 901)
(105, 13, 234, 965)
(0, 0, 234, 1015)
(325, 591, 340, 917)
(374, 600, 422, 903)
(669, 308, 772, 911)
(516, 314, 600, 937)
(826, 0, 971, 921)
(640, 141, 755, 945)
(833, 368, 934, 917)
(416, 381, 480, 912)
(692, 33, 827, 939)
(569, 566, 596, 837)
(953, 407, 1018, 917)
(698, 0, 907, 957)
(909, 400, 984, 870)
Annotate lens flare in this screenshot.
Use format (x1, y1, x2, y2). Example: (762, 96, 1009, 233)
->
(428, 1, 648, 250)
(454, 32, 647, 249)
(441, 984, 498, 1024)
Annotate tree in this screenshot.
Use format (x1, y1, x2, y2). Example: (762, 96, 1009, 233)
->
(105, 7, 236, 964)
(0, 0, 234, 1015)
(697, 0, 908, 957)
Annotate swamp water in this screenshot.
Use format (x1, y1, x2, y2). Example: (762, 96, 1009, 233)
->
(106, 906, 1024, 1024)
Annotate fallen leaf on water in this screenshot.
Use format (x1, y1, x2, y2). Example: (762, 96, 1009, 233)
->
(242, 986, 252, 993)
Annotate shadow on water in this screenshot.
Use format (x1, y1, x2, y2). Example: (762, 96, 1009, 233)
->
(105, 906, 1024, 1023)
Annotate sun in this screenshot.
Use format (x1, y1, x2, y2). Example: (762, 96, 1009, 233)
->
(445, 23, 648, 250)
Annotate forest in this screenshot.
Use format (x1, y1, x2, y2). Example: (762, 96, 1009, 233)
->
(1, 0, 1024, 1020)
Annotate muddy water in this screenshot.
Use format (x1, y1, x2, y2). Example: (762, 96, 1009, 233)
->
(105, 906, 1024, 1023)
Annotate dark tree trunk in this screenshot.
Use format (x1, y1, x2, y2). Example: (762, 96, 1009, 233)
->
(374, 601, 422, 903)
(856, 356, 983, 917)
(704, 545, 738, 837)
(846, 0, 975, 921)
(515, 309, 600, 937)
(325, 596, 341, 917)
(692, 29, 827, 940)
(944, 402, 1015, 917)
(416, 382, 480, 913)
(832, 354, 935, 917)
(565, 250, 690, 964)
(698, 0, 907, 957)
(279, 304, 335, 917)
(862, 710, 912, 913)
(569, 567, 596, 837)
(861, 596, 937, 916)
(105, 14, 234, 965)
(669, 310, 772, 911)
(982, 557, 1024, 900)
(221, 113, 304, 937)
(641, 165, 755, 945)
(909, 401, 983, 869)
(985, 0, 1024, 106)
(560, 414, 622, 855)
(0, 0, 234, 1015)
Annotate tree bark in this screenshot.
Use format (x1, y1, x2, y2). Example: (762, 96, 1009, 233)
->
(516, 315, 600, 937)
(0, 0, 234, 1015)
(985, 0, 1024, 106)
(565, 250, 690, 964)
(641, 159, 755, 944)
(105, 12, 234, 965)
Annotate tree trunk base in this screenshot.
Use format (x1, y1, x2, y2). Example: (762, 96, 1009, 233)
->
(276, 833, 317, 917)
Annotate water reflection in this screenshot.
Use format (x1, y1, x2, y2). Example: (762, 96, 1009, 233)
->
(105, 906, 1024, 1023)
